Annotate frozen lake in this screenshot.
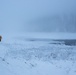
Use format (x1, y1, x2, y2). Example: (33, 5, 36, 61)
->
(0, 32, 76, 75)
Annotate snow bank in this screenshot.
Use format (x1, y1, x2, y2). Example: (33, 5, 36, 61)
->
(0, 32, 76, 75)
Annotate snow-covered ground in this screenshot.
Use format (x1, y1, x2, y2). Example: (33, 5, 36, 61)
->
(0, 32, 76, 75)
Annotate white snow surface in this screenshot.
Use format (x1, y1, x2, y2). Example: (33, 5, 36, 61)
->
(0, 32, 76, 75)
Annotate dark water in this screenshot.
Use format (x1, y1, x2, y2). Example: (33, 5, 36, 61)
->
(53, 39, 76, 46)
(25, 38, 76, 46)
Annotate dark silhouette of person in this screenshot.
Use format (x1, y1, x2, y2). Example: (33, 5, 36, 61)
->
(0, 36, 2, 42)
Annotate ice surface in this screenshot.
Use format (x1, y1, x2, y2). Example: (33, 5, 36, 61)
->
(0, 32, 76, 75)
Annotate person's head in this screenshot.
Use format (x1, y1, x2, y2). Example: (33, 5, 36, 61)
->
(0, 36, 2, 42)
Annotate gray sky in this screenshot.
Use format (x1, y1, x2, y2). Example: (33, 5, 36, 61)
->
(0, 0, 76, 33)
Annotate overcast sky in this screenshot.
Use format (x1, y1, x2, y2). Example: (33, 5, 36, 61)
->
(0, 0, 76, 33)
